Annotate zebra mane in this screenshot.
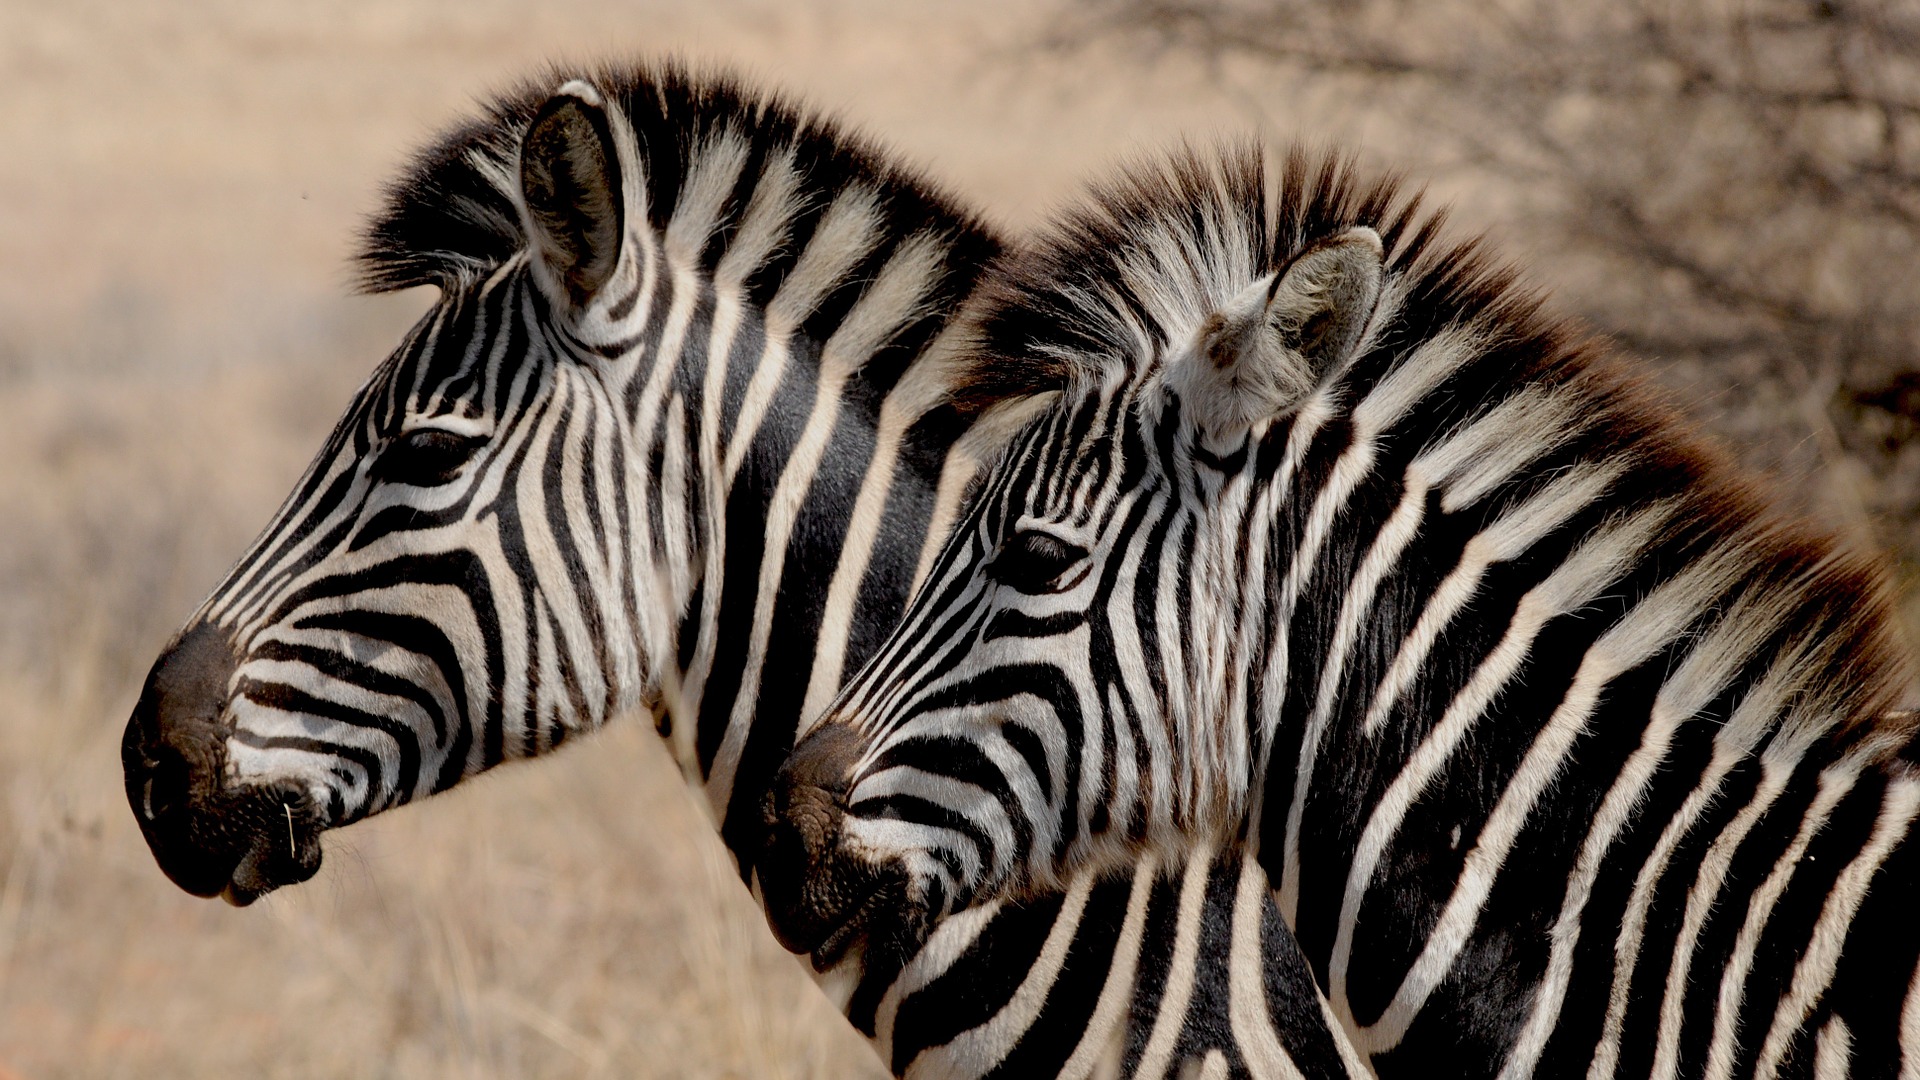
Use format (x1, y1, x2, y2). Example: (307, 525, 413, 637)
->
(357, 60, 998, 294)
(973, 143, 1916, 732)
(963, 145, 1460, 404)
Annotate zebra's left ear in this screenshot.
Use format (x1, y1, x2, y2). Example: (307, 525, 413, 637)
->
(519, 81, 630, 312)
(1173, 226, 1384, 438)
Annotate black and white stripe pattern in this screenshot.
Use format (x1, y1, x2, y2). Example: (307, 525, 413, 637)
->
(126, 68, 1363, 1078)
(792, 146, 1920, 1077)
(877, 845, 1368, 1079)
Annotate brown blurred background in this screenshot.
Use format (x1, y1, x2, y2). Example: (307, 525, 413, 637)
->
(1, 0, 1914, 1076)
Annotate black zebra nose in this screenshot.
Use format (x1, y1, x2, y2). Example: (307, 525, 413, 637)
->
(760, 723, 864, 956)
(122, 622, 248, 897)
(761, 723, 929, 980)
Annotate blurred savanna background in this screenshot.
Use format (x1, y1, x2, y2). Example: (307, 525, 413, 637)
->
(1, 0, 1915, 1076)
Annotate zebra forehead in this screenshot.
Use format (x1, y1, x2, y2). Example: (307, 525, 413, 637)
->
(355, 60, 996, 295)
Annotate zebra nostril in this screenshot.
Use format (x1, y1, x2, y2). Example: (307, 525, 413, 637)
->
(140, 746, 191, 824)
(781, 722, 862, 799)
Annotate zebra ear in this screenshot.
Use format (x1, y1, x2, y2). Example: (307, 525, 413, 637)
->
(1176, 226, 1383, 436)
(519, 81, 627, 309)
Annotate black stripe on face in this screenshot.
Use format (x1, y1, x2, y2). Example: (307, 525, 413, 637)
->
(349, 487, 476, 553)
(902, 664, 1084, 852)
(407, 284, 487, 407)
(248, 638, 451, 753)
(433, 274, 520, 413)
(234, 677, 423, 814)
(229, 461, 371, 614)
(225, 730, 380, 828)
(846, 793, 987, 890)
(269, 550, 503, 771)
(289, 609, 471, 779)
(868, 734, 1037, 869)
(851, 565, 995, 728)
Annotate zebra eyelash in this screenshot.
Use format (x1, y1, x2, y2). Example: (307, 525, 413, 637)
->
(370, 427, 489, 488)
(986, 528, 1091, 595)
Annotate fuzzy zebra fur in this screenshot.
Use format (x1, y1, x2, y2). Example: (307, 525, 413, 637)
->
(121, 66, 1367, 1078)
(768, 145, 1920, 1077)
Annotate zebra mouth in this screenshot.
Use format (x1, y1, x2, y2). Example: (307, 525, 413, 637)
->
(758, 852, 906, 966)
(756, 808, 928, 974)
(220, 786, 326, 905)
(125, 744, 326, 906)
(804, 872, 914, 972)
(218, 807, 324, 907)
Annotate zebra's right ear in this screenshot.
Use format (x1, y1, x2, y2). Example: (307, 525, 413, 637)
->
(519, 81, 628, 311)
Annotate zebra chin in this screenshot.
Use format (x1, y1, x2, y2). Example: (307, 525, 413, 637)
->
(136, 776, 325, 907)
(122, 621, 327, 906)
(757, 724, 936, 978)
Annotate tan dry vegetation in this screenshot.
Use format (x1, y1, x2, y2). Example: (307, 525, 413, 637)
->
(3, 0, 1914, 1076)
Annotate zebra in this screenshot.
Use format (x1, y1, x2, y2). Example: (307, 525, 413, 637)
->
(118, 65, 1366, 1078)
(762, 144, 1920, 1078)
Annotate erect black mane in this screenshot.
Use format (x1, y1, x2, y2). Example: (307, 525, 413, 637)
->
(959, 145, 1516, 407)
(357, 60, 999, 295)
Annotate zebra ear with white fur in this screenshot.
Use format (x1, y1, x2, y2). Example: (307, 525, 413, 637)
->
(519, 81, 626, 309)
(1174, 226, 1384, 438)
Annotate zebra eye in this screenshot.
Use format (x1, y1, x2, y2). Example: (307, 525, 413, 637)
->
(373, 428, 486, 487)
(987, 529, 1089, 594)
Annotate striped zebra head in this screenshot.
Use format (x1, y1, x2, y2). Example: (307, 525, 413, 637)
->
(759, 148, 1402, 961)
(121, 78, 659, 903)
(110, 67, 944, 903)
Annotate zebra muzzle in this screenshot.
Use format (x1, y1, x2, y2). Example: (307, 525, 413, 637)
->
(122, 621, 324, 903)
(759, 724, 921, 971)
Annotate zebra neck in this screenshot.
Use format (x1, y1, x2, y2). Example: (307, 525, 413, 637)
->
(620, 257, 977, 871)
